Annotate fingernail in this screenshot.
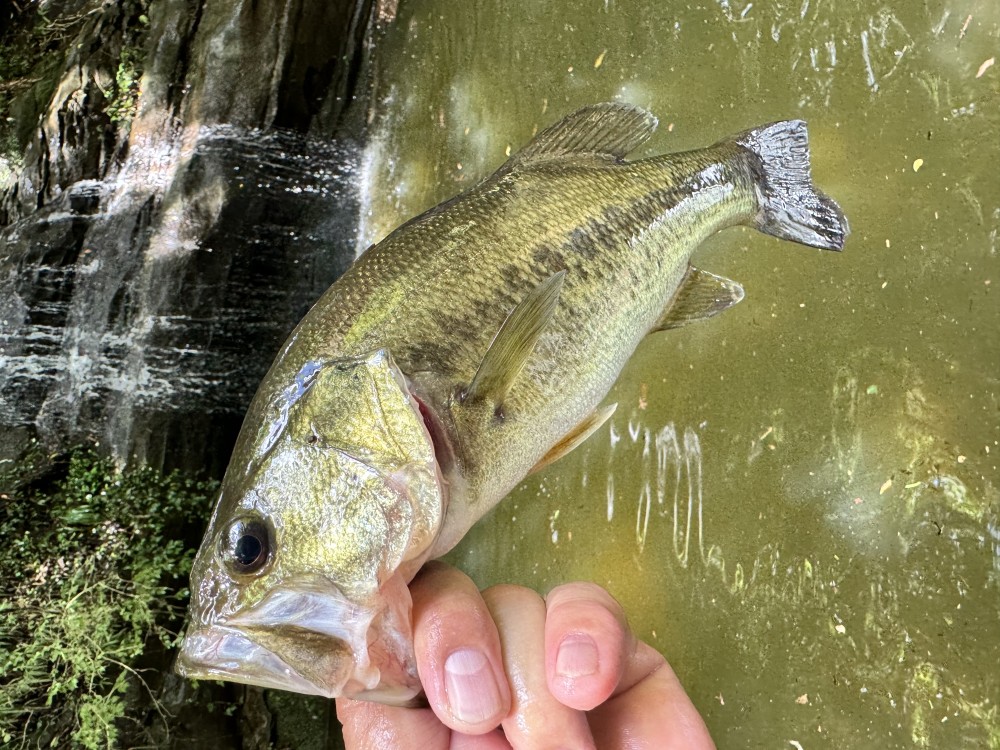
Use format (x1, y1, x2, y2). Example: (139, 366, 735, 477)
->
(444, 648, 502, 724)
(556, 634, 599, 678)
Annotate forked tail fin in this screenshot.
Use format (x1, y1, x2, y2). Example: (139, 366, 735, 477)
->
(734, 120, 849, 251)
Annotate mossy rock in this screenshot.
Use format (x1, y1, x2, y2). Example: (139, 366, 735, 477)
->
(0, 447, 217, 748)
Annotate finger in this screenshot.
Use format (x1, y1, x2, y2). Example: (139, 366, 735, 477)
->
(451, 729, 512, 750)
(483, 585, 595, 750)
(588, 642, 715, 749)
(336, 697, 448, 750)
(411, 562, 511, 734)
(543, 582, 631, 711)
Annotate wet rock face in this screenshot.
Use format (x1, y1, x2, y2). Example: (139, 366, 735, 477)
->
(0, 0, 378, 473)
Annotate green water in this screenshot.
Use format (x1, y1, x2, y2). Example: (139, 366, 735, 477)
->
(362, 1, 999, 746)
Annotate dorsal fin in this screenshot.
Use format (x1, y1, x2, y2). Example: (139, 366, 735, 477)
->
(465, 272, 566, 406)
(651, 266, 745, 332)
(530, 403, 618, 474)
(509, 103, 658, 167)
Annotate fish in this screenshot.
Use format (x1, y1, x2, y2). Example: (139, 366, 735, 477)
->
(175, 102, 848, 705)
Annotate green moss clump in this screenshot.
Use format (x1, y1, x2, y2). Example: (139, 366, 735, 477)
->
(100, 8, 151, 127)
(0, 449, 217, 749)
(102, 45, 143, 126)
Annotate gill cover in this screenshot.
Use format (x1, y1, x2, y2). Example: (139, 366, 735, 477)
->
(177, 349, 444, 702)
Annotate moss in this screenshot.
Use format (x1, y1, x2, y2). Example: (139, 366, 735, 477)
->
(0, 2, 86, 162)
(0, 0, 151, 177)
(0, 448, 218, 749)
(99, 6, 152, 127)
(101, 43, 144, 126)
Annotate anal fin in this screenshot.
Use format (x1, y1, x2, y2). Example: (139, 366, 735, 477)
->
(651, 266, 745, 332)
(530, 403, 617, 474)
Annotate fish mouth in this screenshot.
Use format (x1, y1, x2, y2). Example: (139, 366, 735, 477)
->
(176, 625, 336, 696)
(176, 579, 422, 704)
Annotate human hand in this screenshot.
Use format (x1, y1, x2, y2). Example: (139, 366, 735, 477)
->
(336, 561, 715, 749)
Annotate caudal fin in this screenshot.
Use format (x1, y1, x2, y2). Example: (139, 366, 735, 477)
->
(734, 120, 848, 251)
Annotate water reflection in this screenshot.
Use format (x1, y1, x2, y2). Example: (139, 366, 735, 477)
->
(604, 419, 705, 561)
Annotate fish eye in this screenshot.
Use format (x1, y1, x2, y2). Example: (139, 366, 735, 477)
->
(220, 516, 272, 576)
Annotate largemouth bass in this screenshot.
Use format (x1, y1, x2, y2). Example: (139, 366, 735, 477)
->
(176, 103, 848, 704)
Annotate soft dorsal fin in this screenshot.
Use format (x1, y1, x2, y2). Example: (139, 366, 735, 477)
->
(466, 271, 566, 406)
(651, 266, 745, 332)
(530, 403, 618, 474)
(510, 103, 658, 167)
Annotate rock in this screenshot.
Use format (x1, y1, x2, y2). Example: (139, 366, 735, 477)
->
(0, 0, 382, 473)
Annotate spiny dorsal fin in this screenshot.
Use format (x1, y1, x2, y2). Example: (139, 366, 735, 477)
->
(530, 402, 618, 474)
(466, 271, 566, 406)
(510, 103, 658, 167)
(652, 266, 745, 332)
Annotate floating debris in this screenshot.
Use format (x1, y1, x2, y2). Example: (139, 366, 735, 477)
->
(976, 57, 995, 78)
(866, 384, 878, 395)
(594, 49, 607, 68)
(959, 14, 972, 40)
(913, 158, 924, 172)
(835, 623, 847, 634)
(880, 478, 893, 494)
(796, 693, 809, 705)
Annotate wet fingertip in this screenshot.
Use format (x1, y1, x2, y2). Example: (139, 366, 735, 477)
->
(443, 648, 504, 726)
(424, 646, 509, 735)
(545, 593, 628, 710)
(548, 625, 624, 710)
(555, 633, 599, 679)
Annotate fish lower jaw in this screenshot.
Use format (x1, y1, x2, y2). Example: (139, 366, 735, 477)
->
(176, 623, 424, 704)
(176, 626, 343, 698)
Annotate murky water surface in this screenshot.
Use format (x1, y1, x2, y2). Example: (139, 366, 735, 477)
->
(363, 1, 998, 746)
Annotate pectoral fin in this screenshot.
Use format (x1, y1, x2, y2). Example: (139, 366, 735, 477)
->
(530, 403, 617, 474)
(466, 271, 566, 406)
(651, 266, 745, 332)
